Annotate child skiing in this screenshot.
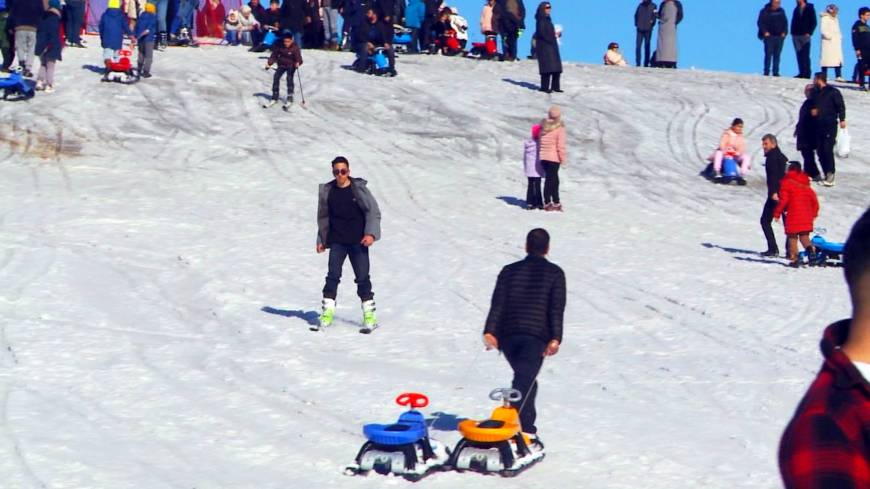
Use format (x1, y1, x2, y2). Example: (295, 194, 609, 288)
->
(34, 0, 62, 92)
(524, 124, 544, 210)
(263, 34, 302, 109)
(135, 3, 157, 78)
(774, 161, 820, 268)
(99, 0, 133, 80)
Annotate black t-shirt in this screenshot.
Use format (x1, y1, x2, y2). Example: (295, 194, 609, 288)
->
(328, 184, 365, 245)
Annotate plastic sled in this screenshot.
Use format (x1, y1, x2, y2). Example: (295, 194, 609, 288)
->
(702, 159, 746, 186)
(469, 34, 501, 60)
(798, 235, 845, 267)
(345, 393, 449, 481)
(448, 388, 545, 477)
(393, 24, 413, 53)
(0, 72, 35, 100)
(103, 48, 138, 84)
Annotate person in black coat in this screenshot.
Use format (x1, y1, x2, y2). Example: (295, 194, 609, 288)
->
(419, 0, 439, 50)
(851, 7, 870, 88)
(810, 72, 846, 185)
(483, 228, 565, 438)
(791, 0, 817, 78)
(534, 1, 561, 93)
(795, 83, 821, 180)
(757, 0, 788, 76)
(1, 0, 14, 72)
(496, 0, 525, 61)
(34, 0, 60, 91)
(634, 0, 656, 67)
(353, 7, 395, 75)
(280, 0, 311, 46)
(760, 134, 788, 256)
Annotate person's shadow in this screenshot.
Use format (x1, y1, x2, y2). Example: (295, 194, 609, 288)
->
(502, 78, 540, 91)
(261, 306, 319, 326)
(81, 64, 106, 74)
(496, 196, 527, 209)
(701, 243, 787, 267)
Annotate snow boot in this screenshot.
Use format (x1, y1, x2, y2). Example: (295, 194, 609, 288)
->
(157, 32, 168, 51)
(314, 298, 336, 331)
(360, 300, 378, 334)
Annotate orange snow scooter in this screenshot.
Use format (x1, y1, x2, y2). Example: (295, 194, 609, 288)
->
(448, 388, 545, 476)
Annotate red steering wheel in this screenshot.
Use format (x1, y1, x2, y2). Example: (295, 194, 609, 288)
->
(395, 392, 429, 409)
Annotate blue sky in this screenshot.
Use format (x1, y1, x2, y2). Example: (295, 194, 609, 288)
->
(443, 0, 869, 75)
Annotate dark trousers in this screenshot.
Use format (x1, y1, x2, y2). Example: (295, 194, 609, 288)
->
(543, 161, 560, 204)
(794, 35, 811, 78)
(420, 17, 435, 49)
(856, 58, 868, 87)
(526, 177, 542, 208)
(501, 335, 547, 434)
(137, 40, 154, 74)
(635, 29, 652, 67)
(763, 36, 784, 76)
(540, 72, 561, 92)
(822, 65, 842, 79)
(271, 66, 296, 100)
(408, 27, 420, 53)
(323, 243, 374, 301)
(760, 197, 783, 253)
(503, 32, 518, 60)
(800, 148, 820, 179)
(65, 0, 86, 44)
(817, 122, 838, 176)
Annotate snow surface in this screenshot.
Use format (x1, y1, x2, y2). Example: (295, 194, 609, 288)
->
(1, 40, 870, 489)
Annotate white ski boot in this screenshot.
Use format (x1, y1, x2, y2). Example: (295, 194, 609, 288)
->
(314, 298, 336, 331)
(360, 300, 378, 334)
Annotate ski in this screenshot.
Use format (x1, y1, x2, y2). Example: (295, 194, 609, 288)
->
(262, 99, 277, 109)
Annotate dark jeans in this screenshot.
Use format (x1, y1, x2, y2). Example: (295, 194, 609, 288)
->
(137, 40, 154, 74)
(540, 72, 560, 92)
(526, 177, 542, 208)
(323, 243, 373, 301)
(271, 66, 296, 100)
(856, 58, 868, 86)
(800, 148, 820, 179)
(763, 36, 784, 76)
(408, 27, 420, 53)
(635, 29, 652, 67)
(793, 35, 811, 78)
(65, 0, 86, 44)
(543, 161, 560, 204)
(503, 32, 518, 60)
(822, 65, 842, 79)
(501, 334, 548, 434)
(420, 17, 435, 49)
(760, 197, 785, 253)
(817, 122, 838, 176)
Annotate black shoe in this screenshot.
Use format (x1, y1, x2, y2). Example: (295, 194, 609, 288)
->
(552, 88, 564, 93)
(788, 260, 802, 268)
(760, 249, 779, 258)
(141, 72, 152, 78)
(538, 88, 552, 93)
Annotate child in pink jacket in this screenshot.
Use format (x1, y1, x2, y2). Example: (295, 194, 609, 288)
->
(524, 124, 544, 210)
(709, 118, 752, 178)
(540, 105, 568, 211)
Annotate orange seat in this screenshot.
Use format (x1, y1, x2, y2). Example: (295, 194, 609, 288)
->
(458, 406, 523, 443)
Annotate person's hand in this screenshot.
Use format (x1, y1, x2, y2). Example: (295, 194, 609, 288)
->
(483, 333, 498, 351)
(772, 192, 779, 201)
(264, 64, 271, 70)
(810, 107, 819, 117)
(764, 32, 770, 38)
(305, 16, 311, 24)
(316, 243, 325, 253)
(840, 120, 847, 129)
(361, 235, 375, 247)
(544, 340, 560, 357)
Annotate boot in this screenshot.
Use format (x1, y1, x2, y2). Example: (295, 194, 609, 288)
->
(316, 298, 336, 330)
(157, 32, 168, 51)
(361, 300, 378, 333)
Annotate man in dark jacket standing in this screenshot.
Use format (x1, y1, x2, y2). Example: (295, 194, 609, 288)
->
(791, 0, 817, 78)
(795, 83, 821, 181)
(758, 0, 788, 76)
(483, 228, 565, 438)
(811, 72, 846, 186)
(496, 0, 525, 61)
(634, 0, 656, 67)
(316, 156, 382, 332)
(760, 134, 788, 257)
(779, 208, 870, 489)
(280, 0, 311, 46)
(852, 7, 870, 89)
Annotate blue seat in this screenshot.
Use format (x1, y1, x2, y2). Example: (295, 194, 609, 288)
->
(721, 158, 739, 178)
(812, 235, 844, 253)
(0, 73, 34, 99)
(363, 411, 428, 446)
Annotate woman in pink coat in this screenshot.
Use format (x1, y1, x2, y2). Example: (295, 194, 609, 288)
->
(709, 118, 752, 178)
(539, 105, 567, 212)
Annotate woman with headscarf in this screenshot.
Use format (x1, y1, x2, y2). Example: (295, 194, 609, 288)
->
(820, 3, 844, 82)
(534, 1, 562, 93)
(539, 105, 567, 212)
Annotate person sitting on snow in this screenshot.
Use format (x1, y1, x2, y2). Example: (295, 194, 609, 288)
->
(224, 9, 242, 45)
(708, 118, 752, 179)
(237, 5, 259, 45)
(604, 42, 627, 66)
(354, 8, 396, 76)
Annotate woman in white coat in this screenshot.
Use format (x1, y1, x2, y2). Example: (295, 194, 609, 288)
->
(820, 4, 845, 82)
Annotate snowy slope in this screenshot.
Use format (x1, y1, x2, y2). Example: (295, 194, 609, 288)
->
(1, 41, 869, 489)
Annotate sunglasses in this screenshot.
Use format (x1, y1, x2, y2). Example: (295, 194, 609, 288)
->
(333, 168, 348, 176)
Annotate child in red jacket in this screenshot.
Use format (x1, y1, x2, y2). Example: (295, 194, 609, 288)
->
(774, 161, 820, 267)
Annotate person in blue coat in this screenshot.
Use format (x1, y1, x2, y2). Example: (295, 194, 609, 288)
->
(99, 0, 133, 73)
(404, 0, 425, 53)
(34, 0, 61, 92)
(135, 2, 157, 78)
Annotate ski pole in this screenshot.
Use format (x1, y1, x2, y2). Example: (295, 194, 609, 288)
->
(297, 68, 307, 108)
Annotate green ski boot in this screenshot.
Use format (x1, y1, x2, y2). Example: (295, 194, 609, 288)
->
(360, 300, 378, 334)
(315, 298, 336, 331)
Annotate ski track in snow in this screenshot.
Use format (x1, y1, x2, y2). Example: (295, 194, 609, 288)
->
(0, 43, 869, 488)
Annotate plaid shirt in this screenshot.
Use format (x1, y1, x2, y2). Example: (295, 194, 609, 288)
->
(779, 320, 870, 489)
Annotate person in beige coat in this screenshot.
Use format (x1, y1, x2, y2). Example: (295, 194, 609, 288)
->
(820, 4, 845, 81)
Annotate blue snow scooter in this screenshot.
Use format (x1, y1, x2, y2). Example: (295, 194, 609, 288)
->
(799, 234, 845, 267)
(0, 72, 35, 100)
(345, 392, 449, 481)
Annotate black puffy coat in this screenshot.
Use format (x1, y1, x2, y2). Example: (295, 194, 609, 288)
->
(795, 98, 817, 150)
(280, 0, 310, 33)
(35, 10, 61, 61)
(534, 6, 561, 74)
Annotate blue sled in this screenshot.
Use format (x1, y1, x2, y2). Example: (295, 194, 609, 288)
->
(0, 73, 35, 100)
(799, 235, 845, 266)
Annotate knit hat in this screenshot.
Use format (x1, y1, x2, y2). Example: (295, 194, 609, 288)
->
(144, 2, 156, 13)
(548, 105, 561, 120)
(531, 124, 542, 140)
(108, 0, 121, 8)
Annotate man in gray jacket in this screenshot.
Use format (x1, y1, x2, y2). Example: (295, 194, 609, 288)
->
(634, 0, 657, 67)
(316, 156, 382, 332)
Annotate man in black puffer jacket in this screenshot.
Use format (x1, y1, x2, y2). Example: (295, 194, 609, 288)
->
(760, 134, 788, 257)
(483, 228, 565, 439)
